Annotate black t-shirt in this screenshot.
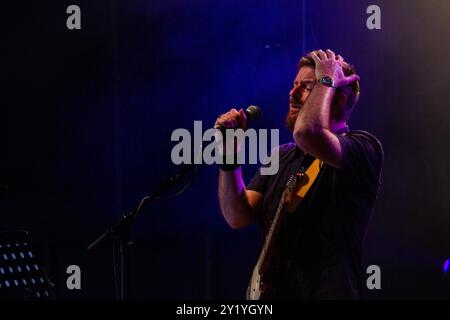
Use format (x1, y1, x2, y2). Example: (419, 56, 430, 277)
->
(247, 130, 384, 299)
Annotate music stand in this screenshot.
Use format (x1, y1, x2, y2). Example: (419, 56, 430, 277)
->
(0, 230, 54, 299)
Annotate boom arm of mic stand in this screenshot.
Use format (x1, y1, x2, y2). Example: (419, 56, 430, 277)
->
(87, 163, 197, 252)
(86, 163, 198, 300)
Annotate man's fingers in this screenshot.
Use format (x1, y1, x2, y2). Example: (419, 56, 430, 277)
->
(239, 108, 248, 130)
(316, 50, 327, 60)
(343, 74, 360, 85)
(238, 108, 247, 120)
(311, 51, 321, 63)
(326, 49, 336, 60)
(227, 108, 240, 128)
(336, 55, 351, 70)
(216, 108, 248, 130)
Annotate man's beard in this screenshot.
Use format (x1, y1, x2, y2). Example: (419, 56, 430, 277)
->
(285, 108, 301, 132)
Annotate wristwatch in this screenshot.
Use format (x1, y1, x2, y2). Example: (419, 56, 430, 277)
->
(318, 76, 337, 88)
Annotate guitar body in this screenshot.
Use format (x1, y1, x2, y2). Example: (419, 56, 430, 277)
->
(247, 263, 263, 300)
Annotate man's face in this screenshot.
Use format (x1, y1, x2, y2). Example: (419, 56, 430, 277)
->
(285, 66, 316, 131)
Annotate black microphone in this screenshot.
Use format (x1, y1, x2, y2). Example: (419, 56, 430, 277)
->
(214, 105, 262, 131)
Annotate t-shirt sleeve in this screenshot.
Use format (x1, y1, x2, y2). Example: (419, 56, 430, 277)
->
(246, 149, 277, 194)
(336, 131, 384, 186)
(246, 164, 270, 194)
(246, 144, 290, 194)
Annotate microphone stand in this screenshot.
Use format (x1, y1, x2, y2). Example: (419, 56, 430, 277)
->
(87, 163, 198, 300)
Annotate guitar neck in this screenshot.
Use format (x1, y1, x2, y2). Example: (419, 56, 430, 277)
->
(256, 180, 292, 274)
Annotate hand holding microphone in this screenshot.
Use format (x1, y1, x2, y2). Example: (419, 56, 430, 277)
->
(214, 105, 262, 161)
(214, 105, 261, 131)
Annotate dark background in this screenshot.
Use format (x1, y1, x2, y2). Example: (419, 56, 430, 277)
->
(2, 0, 449, 299)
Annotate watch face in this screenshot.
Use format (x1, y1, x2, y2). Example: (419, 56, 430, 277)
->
(320, 77, 335, 87)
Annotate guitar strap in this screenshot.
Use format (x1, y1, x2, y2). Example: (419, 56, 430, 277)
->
(286, 156, 323, 213)
(285, 125, 347, 212)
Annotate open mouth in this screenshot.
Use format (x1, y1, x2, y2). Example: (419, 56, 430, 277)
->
(290, 98, 302, 109)
(290, 103, 302, 110)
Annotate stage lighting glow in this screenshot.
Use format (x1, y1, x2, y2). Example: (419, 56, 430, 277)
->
(444, 259, 450, 274)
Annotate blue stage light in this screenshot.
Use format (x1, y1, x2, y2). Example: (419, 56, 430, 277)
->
(444, 259, 450, 274)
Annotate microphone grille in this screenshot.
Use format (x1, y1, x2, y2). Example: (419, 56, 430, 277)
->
(246, 105, 262, 120)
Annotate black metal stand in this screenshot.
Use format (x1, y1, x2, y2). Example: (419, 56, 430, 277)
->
(87, 164, 197, 300)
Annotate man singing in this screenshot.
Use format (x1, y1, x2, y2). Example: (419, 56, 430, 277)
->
(216, 49, 384, 299)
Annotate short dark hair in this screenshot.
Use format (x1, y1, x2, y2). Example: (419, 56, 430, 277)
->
(298, 52, 360, 120)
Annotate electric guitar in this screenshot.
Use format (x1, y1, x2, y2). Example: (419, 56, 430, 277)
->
(246, 158, 322, 300)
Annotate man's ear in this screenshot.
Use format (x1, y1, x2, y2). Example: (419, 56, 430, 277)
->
(332, 91, 348, 119)
(335, 91, 347, 108)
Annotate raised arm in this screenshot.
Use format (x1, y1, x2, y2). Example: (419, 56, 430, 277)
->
(293, 49, 360, 169)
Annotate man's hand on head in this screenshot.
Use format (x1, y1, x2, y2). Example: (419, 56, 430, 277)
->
(311, 49, 360, 88)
